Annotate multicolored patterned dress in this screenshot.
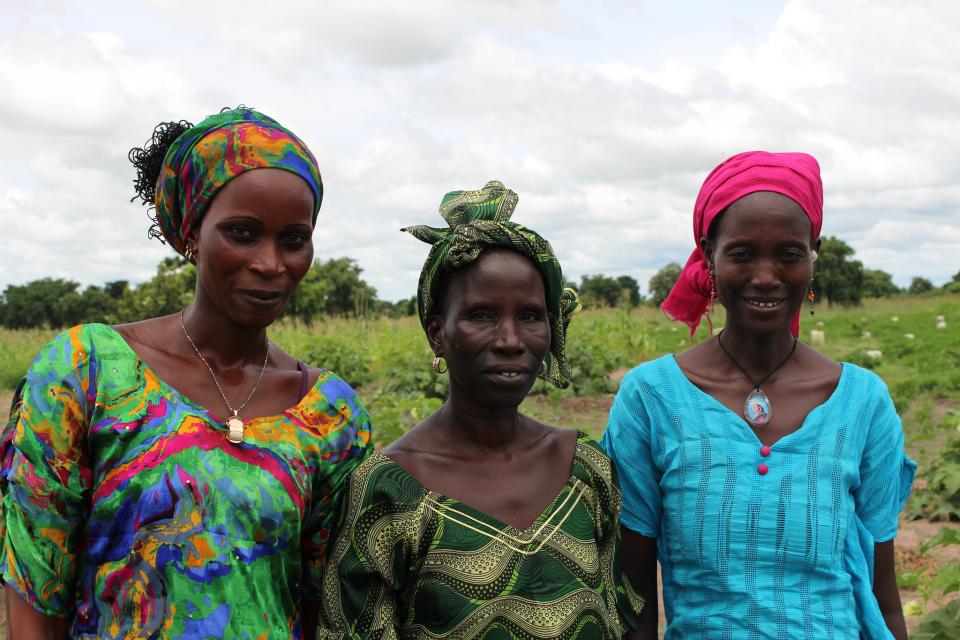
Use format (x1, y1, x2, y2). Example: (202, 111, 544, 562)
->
(319, 431, 643, 639)
(0, 323, 372, 638)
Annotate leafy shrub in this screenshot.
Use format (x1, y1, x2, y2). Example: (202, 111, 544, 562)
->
(910, 415, 960, 522)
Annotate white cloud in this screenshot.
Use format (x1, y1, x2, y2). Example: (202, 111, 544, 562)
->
(1, 0, 959, 305)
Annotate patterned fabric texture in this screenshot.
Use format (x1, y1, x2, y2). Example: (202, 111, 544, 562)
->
(602, 355, 916, 640)
(0, 324, 371, 638)
(402, 180, 581, 388)
(319, 431, 644, 639)
(155, 107, 323, 255)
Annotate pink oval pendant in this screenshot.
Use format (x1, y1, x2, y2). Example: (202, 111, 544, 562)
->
(744, 388, 772, 426)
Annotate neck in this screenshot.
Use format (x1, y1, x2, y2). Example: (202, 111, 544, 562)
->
(716, 323, 796, 376)
(432, 393, 528, 453)
(181, 298, 269, 369)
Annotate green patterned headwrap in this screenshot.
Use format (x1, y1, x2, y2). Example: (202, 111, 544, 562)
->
(403, 180, 580, 389)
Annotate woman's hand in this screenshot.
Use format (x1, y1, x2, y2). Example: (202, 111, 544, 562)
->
(620, 528, 659, 640)
(5, 587, 69, 640)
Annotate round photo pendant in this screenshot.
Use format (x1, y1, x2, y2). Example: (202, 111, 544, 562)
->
(744, 388, 772, 427)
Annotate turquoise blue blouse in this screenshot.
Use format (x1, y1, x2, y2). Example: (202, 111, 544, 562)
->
(601, 355, 916, 640)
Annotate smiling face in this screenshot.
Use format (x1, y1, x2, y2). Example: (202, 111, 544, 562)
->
(427, 249, 551, 410)
(186, 168, 315, 328)
(701, 191, 819, 335)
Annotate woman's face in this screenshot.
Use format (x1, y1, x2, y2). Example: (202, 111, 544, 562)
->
(188, 168, 315, 327)
(701, 191, 818, 335)
(428, 249, 551, 410)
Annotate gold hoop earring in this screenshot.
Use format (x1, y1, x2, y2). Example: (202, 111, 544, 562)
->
(432, 355, 447, 374)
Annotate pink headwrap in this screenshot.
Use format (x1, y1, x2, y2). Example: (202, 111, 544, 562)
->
(661, 150, 823, 338)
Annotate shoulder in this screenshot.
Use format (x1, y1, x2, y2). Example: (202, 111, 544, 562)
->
(347, 451, 427, 508)
(619, 354, 678, 392)
(574, 434, 616, 484)
(311, 369, 362, 403)
(27, 324, 122, 376)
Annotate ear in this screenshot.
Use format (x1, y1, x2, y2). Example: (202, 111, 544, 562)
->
(184, 227, 201, 264)
(426, 315, 444, 355)
(699, 235, 715, 272)
(812, 237, 822, 254)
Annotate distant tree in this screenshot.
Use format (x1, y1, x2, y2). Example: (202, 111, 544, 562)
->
(908, 276, 934, 295)
(579, 274, 629, 308)
(115, 257, 195, 322)
(861, 269, 901, 298)
(616, 275, 643, 306)
(0, 278, 81, 328)
(649, 262, 682, 308)
(813, 236, 863, 306)
(285, 257, 378, 320)
(104, 280, 129, 299)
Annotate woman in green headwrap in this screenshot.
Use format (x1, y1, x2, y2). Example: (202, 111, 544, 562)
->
(319, 181, 643, 639)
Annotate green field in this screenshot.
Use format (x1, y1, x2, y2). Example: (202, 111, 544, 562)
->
(1, 295, 959, 633)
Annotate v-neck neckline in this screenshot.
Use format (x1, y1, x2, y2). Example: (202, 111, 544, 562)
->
(373, 431, 588, 533)
(93, 323, 322, 426)
(665, 354, 848, 450)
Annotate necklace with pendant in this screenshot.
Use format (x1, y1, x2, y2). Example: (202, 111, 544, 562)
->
(716, 330, 798, 427)
(179, 310, 270, 444)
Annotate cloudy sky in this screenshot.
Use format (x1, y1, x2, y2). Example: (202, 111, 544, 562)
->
(1, 0, 958, 301)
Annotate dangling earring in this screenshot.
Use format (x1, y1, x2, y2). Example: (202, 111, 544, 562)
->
(707, 269, 718, 316)
(184, 247, 195, 262)
(808, 277, 816, 316)
(432, 355, 447, 374)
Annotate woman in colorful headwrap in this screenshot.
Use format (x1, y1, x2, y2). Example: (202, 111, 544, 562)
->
(1, 107, 371, 639)
(318, 181, 643, 639)
(601, 152, 915, 639)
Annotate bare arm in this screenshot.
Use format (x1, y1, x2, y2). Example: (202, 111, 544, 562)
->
(5, 586, 69, 640)
(620, 527, 659, 640)
(301, 599, 320, 640)
(873, 540, 907, 640)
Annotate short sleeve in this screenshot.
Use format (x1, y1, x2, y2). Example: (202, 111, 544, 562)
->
(853, 377, 916, 542)
(301, 373, 373, 600)
(0, 327, 95, 617)
(319, 458, 413, 640)
(600, 371, 661, 537)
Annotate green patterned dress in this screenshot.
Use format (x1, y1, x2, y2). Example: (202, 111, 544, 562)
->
(319, 432, 643, 639)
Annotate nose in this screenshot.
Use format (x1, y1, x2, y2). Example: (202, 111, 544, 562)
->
(249, 242, 285, 278)
(750, 257, 780, 288)
(493, 317, 525, 353)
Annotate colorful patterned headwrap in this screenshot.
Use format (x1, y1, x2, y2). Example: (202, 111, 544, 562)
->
(661, 150, 823, 338)
(154, 108, 322, 256)
(403, 180, 581, 389)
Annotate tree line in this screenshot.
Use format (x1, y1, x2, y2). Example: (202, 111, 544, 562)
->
(2, 237, 958, 330)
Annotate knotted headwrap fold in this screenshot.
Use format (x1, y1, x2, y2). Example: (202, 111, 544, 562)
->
(154, 107, 322, 256)
(403, 180, 581, 389)
(661, 151, 823, 338)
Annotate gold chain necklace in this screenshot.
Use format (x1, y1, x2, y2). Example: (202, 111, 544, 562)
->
(179, 310, 270, 444)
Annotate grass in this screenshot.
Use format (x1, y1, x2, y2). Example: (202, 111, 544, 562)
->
(0, 294, 958, 633)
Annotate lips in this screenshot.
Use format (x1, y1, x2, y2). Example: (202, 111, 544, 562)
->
(238, 289, 283, 300)
(484, 365, 533, 385)
(744, 297, 785, 309)
(237, 289, 285, 309)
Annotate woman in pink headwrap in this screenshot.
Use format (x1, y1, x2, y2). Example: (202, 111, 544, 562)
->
(601, 151, 915, 639)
